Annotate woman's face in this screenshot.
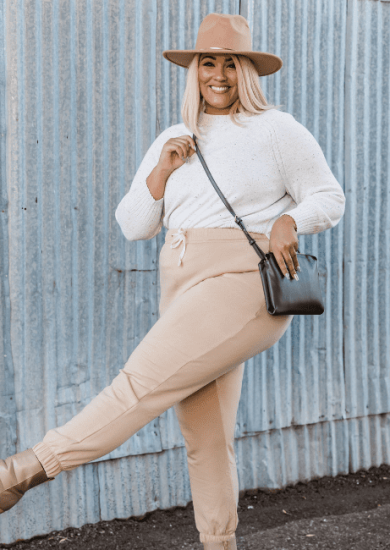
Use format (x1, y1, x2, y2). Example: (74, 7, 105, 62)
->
(198, 53, 239, 115)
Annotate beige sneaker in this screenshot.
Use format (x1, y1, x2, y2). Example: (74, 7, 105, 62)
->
(203, 537, 237, 549)
(0, 448, 54, 513)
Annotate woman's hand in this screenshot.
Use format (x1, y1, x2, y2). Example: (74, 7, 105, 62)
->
(157, 135, 197, 174)
(269, 215, 300, 280)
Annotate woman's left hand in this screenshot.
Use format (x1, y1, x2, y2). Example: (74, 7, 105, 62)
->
(269, 215, 300, 280)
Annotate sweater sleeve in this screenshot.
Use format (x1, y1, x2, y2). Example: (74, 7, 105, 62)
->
(269, 113, 346, 235)
(115, 131, 168, 241)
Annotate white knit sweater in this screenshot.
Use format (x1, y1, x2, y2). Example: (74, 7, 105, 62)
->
(115, 109, 346, 241)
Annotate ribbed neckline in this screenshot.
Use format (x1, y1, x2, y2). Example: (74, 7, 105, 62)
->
(198, 110, 240, 126)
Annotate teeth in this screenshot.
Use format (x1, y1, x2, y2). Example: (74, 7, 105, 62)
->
(210, 86, 229, 92)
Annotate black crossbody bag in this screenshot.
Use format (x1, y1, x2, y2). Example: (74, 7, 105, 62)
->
(192, 134, 325, 316)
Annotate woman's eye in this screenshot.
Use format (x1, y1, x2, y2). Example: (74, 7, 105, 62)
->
(202, 62, 235, 68)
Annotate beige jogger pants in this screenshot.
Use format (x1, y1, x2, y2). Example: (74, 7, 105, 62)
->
(33, 227, 293, 544)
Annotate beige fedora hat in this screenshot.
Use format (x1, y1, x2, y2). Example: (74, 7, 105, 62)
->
(162, 13, 282, 77)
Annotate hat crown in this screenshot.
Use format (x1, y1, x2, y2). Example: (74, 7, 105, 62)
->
(195, 13, 252, 52)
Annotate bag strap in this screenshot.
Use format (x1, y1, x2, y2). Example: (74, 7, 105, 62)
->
(193, 134, 267, 263)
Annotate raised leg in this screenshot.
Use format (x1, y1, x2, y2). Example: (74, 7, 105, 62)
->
(32, 271, 291, 479)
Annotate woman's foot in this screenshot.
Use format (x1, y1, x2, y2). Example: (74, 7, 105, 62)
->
(0, 448, 54, 513)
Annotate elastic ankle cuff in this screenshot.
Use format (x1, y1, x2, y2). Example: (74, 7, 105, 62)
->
(32, 442, 62, 478)
(200, 533, 236, 543)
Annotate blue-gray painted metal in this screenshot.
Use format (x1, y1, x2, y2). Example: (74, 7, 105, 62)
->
(1, 0, 390, 544)
(0, 0, 17, 461)
(343, 0, 390, 421)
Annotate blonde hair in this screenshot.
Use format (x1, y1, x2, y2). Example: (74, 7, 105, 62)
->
(181, 53, 281, 140)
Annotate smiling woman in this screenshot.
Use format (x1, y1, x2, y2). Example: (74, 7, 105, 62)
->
(181, 51, 278, 140)
(198, 54, 240, 114)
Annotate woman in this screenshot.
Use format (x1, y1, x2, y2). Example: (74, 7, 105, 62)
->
(0, 13, 345, 550)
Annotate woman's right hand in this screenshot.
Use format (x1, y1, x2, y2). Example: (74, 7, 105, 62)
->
(157, 135, 197, 174)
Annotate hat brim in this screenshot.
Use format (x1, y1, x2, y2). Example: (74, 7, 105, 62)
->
(162, 50, 282, 77)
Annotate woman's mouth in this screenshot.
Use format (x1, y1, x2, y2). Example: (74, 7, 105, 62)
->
(209, 86, 230, 94)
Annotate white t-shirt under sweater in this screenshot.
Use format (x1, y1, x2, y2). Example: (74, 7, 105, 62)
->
(115, 108, 346, 242)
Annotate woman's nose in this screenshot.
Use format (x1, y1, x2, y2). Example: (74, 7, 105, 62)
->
(213, 66, 228, 79)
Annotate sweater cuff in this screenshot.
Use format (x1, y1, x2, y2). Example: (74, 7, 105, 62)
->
(278, 204, 321, 235)
(131, 180, 164, 234)
(115, 178, 164, 234)
(139, 178, 165, 212)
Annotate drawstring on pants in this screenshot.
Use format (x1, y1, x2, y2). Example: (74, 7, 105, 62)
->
(170, 228, 187, 266)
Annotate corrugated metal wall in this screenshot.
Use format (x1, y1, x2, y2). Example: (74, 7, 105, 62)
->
(1, 0, 389, 544)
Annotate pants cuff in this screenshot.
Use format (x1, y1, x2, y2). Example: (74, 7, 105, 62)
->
(199, 533, 236, 543)
(32, 441, 62, 478)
